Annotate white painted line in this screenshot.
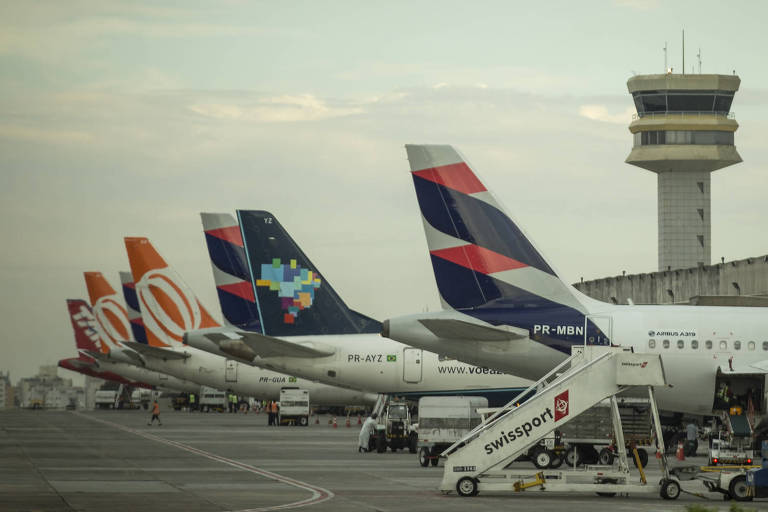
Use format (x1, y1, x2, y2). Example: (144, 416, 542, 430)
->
(74, 412, 334, 512)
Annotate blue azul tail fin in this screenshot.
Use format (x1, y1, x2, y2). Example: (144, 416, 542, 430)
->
(236, 210, 381, 337)
(406, 144, 607, 346)
(200, 213, 263, 333)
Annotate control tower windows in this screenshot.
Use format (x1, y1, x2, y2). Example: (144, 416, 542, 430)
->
(632, 90, 734, 115)
(633, 130, 734, 147)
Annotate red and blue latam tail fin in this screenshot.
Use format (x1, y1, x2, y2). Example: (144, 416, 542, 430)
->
(66, 299, 107, 356)
(119, 271, 149, 344)
(84, 272, 134, 351)
(124, 237, 220, 348)
(200, 212, 263, 333)
(406, 145, 603, 344)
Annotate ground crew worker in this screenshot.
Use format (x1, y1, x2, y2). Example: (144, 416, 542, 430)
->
(271, 400, 279, 426)
(231, 394, 238, 413)
(267, 401, 274, 425)
(685, 421, 699, 456)
(358, 413, 378, 452)
(189, 393, 196, 412)
(148, 400, 162, 426)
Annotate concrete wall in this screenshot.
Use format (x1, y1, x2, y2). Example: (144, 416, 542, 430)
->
(574, 254, 768, 304)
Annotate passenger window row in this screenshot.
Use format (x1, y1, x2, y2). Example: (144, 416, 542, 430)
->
(647, 339, 766, 351)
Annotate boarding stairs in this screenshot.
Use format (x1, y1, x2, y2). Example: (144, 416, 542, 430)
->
(372, 394, 389, 419)
(439, 346, 669, 496)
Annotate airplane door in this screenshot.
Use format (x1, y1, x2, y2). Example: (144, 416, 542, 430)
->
(225, 359, 238, 383)
(584, 315, 612, 346)
(403, 348, 422, 384)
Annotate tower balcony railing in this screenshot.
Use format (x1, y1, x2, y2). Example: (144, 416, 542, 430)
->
(632, 111, 735, 121)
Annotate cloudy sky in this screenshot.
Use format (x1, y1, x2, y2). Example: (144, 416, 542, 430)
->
(2, 1, 767, 386)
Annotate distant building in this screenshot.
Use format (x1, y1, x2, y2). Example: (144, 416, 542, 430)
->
(0, 371, 13, 409)
(575, 254, 768, 305)
(17, 366, 84, 409)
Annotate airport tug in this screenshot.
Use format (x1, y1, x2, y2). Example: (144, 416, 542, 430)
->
(438, 345, 682, 499)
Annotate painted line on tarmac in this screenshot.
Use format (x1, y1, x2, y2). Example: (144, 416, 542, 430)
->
(74, 412, 334, 512)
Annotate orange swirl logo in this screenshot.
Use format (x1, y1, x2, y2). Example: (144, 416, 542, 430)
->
(137, 267, 201, 345)
(93, 295, 131, 347)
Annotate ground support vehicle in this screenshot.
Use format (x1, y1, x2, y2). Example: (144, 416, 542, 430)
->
(94, 386, 120, 409)
(279, 388, 310, 426)
(709, 435, 755, 466)
(374, 398, 418, 453)
(417, 396, 487, 467)
(438, 346, 683, 500)
(199, 386, 227, 413)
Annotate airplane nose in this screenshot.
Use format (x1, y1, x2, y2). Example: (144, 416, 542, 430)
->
(380, 319, 390, 338)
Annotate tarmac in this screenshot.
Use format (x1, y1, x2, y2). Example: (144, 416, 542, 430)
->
(0, 408, 762, 512)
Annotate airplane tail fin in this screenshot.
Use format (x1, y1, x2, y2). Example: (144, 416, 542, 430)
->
(200, 212, 263, 333)
(83, 272, 133, 348)
(406, 145, 598, 338)
(236, 210, 381, 336)
(124, 237, 220, 347)
(66, 299, 106, 355)
(119, 271, 149, 344)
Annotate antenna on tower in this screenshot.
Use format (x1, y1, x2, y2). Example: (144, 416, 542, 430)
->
(682, 29, 685, 75)
(697, 47, 702, 74)
(663, 41, 668, 72)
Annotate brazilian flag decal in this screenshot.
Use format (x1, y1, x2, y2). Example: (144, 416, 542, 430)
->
(386, 355, 397, 362)
(288, 377, 297, 383)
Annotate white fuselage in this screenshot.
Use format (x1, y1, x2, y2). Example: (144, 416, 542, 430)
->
(87, 358, 200, 394)
(128, 344, 376, 406)
(386, 301, 768, 415)
(188, 333, 532, 406)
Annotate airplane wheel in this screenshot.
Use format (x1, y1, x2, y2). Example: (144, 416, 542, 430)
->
(728, 475, 752, 502)
(418, 448, 430, 467)
(660, 479, 680, 500)
(456, 477, 478, 497)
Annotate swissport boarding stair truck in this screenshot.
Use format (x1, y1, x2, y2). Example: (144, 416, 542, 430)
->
(438, 345, 680, 500)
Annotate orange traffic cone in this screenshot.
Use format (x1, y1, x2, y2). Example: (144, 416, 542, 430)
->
(332, 417, 338, 428)
(676, 441, 685, 461)
(357, 415, 362, 425)
(345, 416, 351, 428)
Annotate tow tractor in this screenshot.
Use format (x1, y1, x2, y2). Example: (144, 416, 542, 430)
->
(374, 397, 418, 453)
(437, 345, 683, 500)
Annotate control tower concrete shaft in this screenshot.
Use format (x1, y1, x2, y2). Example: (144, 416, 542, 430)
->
(626, 74, 741, 271)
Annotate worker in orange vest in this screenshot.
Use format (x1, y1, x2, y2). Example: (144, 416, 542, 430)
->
(271, 400, 279, 426)
(147, 400, 162, 426)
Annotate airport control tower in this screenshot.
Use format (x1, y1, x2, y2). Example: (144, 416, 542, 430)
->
(626, 73, 741, 271)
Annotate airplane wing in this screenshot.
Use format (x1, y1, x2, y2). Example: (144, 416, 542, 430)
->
(417, 319, 528, 342)
(195, 329, 335, 359)
(122, 341, 191, 360)
(82, 348, 147, 366)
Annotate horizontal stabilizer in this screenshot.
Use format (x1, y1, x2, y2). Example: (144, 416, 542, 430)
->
(193, 328, 335, 359)
(68, 358, 98, 371)
(122, 341, 190, 360)
(418, 318, 528, 342)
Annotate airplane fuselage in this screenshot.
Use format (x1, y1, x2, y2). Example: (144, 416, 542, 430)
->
(386, 301, 768, 415)
(130, 344, 376, 406)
